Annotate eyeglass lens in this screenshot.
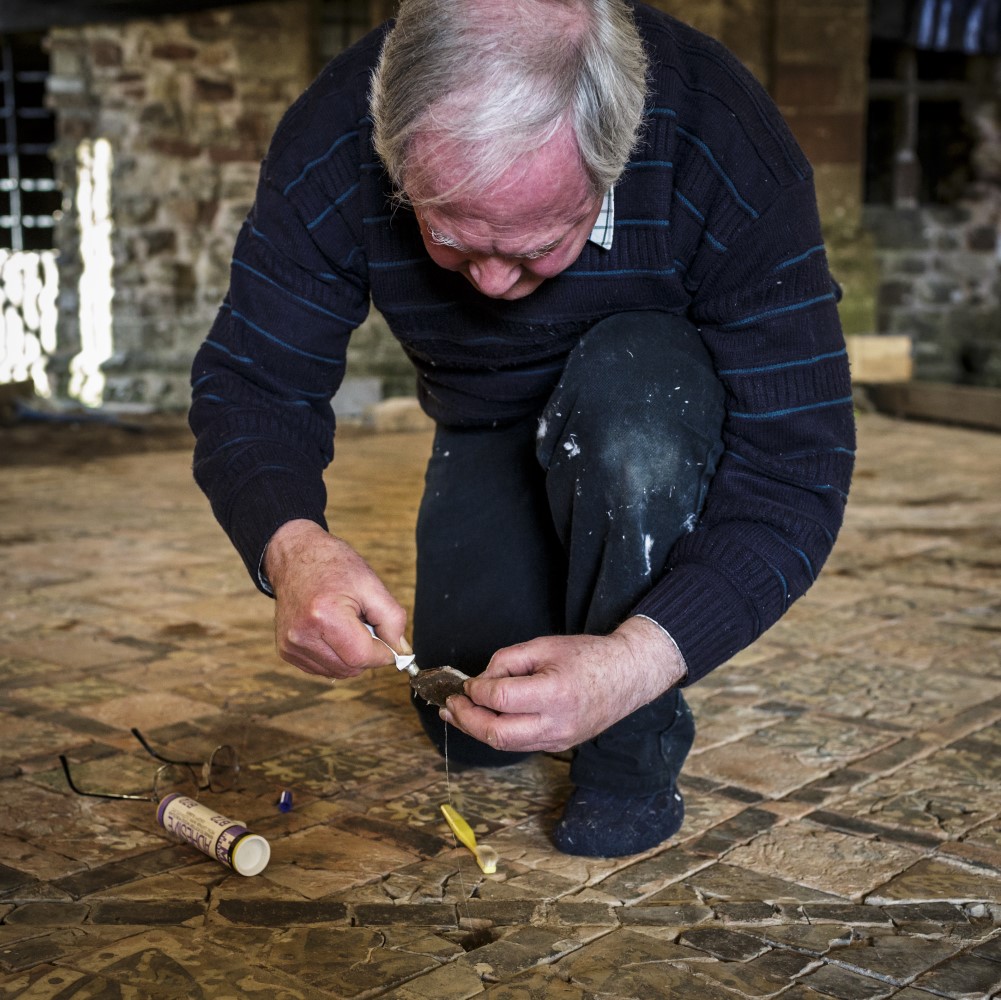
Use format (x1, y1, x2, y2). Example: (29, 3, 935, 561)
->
(204, 745, 239, 793)
(152, 763, 200, 800)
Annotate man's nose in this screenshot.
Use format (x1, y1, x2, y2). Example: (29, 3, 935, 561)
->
(468, 256, 520, 297)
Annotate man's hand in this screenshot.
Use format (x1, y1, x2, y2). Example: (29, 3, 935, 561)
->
(440, 616, 687, 752)
(263, 519, 409, 678)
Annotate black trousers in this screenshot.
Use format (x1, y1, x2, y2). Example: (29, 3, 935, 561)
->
(411, 312, 725, 794)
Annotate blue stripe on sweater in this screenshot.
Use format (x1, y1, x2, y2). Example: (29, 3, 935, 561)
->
(723, 463, 847, 503)
(306, 182, 360, 231)
(563, 267, 677, 278)
(762, 524, 815, 581)
(250, 225, 276, 248)
(730, 396, 853, 420)
(307, 205, 335, 230)
(766, 560, 790, 605)
(369, 258, 428, 269)
(204, 338, 254, 365)
(813, 483, 849, 500)
(675, 191, 704, 222)
(674, 193, 728, 252)
(719, 348, 847, 376)
(704, 231, 727, 252)
(226, 305, 345, 365)
(677, 127, 759, 219)
(773, 244, 826, 272)
(232, 259, 355, 324)
(727, 446, 856, 468)
(721, 293, 837, 329)
(283, 130, 359, 195)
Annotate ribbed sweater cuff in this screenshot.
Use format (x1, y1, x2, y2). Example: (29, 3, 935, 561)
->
(225, 472, 328, 596)
(632, 562, 762, 685)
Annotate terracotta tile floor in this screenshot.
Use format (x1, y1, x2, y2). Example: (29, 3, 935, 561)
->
(1, 412, 1000, 998)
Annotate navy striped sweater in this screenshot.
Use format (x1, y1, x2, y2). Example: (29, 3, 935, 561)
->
(189, 2, 855, 685)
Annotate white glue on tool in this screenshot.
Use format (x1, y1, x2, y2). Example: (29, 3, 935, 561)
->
(157, 794, 271, 876)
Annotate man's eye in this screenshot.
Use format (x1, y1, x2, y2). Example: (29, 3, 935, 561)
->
(524, 246, 556, 261)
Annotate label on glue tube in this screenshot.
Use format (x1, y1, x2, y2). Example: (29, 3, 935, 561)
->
(156, 794, 270, 876)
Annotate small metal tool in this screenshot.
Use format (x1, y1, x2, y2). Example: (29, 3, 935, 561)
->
(364, 622, 469, 707)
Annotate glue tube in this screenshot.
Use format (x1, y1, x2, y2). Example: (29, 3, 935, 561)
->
(156, 794, 271, 876)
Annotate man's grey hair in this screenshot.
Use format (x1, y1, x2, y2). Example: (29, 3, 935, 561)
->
(370, 0, 648, 205)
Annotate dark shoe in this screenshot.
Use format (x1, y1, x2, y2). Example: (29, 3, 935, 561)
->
(552, 783, 685, 857)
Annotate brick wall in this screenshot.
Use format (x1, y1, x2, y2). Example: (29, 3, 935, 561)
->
(45, 1, 314, 406)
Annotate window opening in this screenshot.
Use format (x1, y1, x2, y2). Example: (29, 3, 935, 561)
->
(0, 32, 60, 396)
(865, 0, 1000, 207)
(1, 34, 60, 252)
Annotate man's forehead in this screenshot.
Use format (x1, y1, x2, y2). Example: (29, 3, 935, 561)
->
(405, 123, 594, 216)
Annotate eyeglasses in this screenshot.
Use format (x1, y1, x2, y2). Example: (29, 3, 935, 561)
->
(59, 727, 239, 802)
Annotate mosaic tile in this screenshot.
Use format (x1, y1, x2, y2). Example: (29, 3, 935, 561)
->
(676, 785, 750, 841)
(390, 960, 487, 999)
(682, 862, 846, 905)
(723, 824, 920, 901)
(825, 931, 960, 985)
(0, 715, 104, 768)
(840, 772, 998, 840)
(261, 825, 420, 899)
(686, 715, 896, 797)
(476, 969, 594, 999)
(692, 949, 816, 997)
(264, 924, 450, 996)
(556, 928, 734, 997)
(248, 741, 422, 802)
(65, 926, 328, 998)
(867, 857, 1001, 904)
(80, 691, 222, 735)
(797, 961, 897, 999)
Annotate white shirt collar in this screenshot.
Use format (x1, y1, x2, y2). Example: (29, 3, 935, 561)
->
(587, 188, 614, 250)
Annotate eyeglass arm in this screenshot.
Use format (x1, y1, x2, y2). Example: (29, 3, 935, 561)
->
(58, 755, 153, 802)
(131, 727, 200, 768)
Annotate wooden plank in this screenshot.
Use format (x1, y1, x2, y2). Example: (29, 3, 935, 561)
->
(867, 382, 1001, 433)
(846, 334, 913, 384)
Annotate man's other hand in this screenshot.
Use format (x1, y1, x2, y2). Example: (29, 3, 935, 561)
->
(440, 616, 687, 752)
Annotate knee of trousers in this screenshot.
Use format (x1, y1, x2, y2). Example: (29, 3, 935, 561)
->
(537, 311, 726, 529)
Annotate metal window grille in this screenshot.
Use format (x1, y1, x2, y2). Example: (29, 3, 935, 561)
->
(865, 39, 993, 206)
(0, 33, 60, 252)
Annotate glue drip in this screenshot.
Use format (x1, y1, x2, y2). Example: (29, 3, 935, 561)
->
(443, 722, 473, 928)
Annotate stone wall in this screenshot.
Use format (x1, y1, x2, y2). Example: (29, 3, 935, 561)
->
(864, 68, 1001, 387)
(45, 1, 314, 406)
(865, 197, 1001, 386)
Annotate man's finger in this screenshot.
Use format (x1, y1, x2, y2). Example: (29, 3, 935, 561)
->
(443, 695, 549, 751)
(465, 670, 563, 716)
